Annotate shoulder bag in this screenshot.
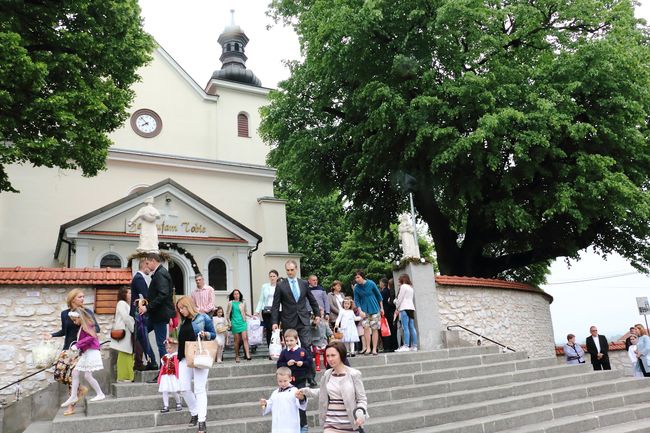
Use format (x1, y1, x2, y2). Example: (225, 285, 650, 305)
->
(185, 334, 217, 369)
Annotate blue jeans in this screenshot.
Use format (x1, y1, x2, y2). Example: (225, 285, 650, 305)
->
(149, 320, 168, 361)
(400, 310, 417, 347)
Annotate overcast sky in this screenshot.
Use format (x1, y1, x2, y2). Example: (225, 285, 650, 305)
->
(138, 0, 650, 344)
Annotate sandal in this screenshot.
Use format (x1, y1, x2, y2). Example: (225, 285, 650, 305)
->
(63, 408, 75, 416)
(235, 355, 240, 363)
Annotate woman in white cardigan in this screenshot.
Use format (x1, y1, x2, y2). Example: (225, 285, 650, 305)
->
(109, 287, 135, 382)
(394, 273, 417, 352)
(299, 341, 368, 433)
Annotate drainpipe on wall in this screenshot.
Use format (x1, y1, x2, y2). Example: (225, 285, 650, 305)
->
(247, 239, 261, 311)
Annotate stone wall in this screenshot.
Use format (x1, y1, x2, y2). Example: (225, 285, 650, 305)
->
(0, 287, 115, 404)
(436, 283, 556, 358)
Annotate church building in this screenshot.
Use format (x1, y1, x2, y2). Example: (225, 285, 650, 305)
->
(0, 21, 297, 310)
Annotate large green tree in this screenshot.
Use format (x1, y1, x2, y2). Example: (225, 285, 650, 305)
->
(261, 0, 650, 283)
(0, 0, 154, 192)
(275, 171, 435, 286)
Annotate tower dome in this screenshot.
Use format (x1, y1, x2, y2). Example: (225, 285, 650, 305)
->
(211, 10, 262, 87)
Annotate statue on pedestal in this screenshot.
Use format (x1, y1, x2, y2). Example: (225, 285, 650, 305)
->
(398, 213, 420, 258)
(127, 196, 161, 253)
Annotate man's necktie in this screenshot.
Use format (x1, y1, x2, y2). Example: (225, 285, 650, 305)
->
(290, 279, 300, 301)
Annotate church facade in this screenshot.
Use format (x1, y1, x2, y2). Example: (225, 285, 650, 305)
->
(0, 22, 296, 309)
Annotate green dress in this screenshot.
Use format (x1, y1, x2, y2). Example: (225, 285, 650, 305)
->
(230, 301, 247, 334)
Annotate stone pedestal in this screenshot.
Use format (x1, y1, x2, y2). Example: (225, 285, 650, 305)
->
(393, 262, 443, 350)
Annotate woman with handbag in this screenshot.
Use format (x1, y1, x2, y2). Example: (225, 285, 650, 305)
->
(176, 296, 216, 433)
(47, 288, 100, 415)
(563, 334, 585, 365)
(379, 278, 398, 352)
(110, 287, 135, 382)
(226, 289, 251, 362)
(297, 341, 368, 433)
(254, 270, 279, 350)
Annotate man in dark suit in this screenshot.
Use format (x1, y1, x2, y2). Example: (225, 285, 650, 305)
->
(131, 259, 157, 370)
(271, 259, 321, 385)
(138, 253, 175, 361)
(585, 326, 611, 370)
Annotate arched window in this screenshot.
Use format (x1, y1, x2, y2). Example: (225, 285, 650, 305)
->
(235, 42, 240, 51)
(237, 113, 249, 137)
(99, 254, 122, 268)
(208, 258, 227, 291)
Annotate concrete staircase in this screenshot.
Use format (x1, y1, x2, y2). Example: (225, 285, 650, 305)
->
(50, 345, 650, 433)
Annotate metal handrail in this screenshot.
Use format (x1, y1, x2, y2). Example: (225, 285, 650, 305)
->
(0, 340, 110, 393)
(446, 324, 516, 352)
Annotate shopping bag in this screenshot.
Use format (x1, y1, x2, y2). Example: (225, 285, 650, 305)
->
(53, 345, 80, 385)
(32, 339, 60, 368)
(380, 313, 391, 337)
(269, 329, 282, 360)
(247, 316, 263, 346)
(185, 335, 218, 369)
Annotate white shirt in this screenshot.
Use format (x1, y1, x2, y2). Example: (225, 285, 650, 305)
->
(265, 285, 276, 308)
(592, 335, 601, 353)
(262, 386, 307, 433)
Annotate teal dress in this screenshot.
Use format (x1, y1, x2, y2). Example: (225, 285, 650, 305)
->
(230, 301, 247, 334)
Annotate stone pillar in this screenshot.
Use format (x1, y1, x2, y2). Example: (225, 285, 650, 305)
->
(393, 262, 442, 350)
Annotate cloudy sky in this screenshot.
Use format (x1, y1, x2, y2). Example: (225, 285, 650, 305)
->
(138, 0, 650, 344)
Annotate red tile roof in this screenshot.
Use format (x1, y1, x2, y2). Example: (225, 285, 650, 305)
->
(0, 267, 132, 285)
(435, 275, 553, 303)
(555, 341, 626, 355)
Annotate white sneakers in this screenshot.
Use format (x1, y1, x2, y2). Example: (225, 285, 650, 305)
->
(395, 346, 418, 352)
(89, 394, 106, 402)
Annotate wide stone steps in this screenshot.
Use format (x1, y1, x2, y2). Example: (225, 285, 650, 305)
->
(398, 377, 650, 433)
(111, 350, 527, 400)
(51, 345, 650, 433)
(93, 355, 526, 415)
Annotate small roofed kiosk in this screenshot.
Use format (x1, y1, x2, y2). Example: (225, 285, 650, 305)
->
(54, 179, 263, 308)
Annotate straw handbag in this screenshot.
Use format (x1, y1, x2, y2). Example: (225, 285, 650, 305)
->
(185, 334, 217, 369)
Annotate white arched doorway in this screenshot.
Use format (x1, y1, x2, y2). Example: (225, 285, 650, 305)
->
(165, 251, 194, 296)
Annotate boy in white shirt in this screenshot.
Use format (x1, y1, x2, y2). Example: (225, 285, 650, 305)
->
(260, 367, 308, 433)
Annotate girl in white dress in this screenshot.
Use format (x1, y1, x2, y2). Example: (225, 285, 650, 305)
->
(334, 297, 361, 355)
(213, 306, 227, 363)
(158, 339, 182, 413)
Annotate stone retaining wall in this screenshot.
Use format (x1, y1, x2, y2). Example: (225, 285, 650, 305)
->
(0, 287, 114, 404)
(436, 282, 556, 358)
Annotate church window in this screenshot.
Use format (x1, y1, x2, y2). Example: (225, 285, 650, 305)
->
(237, 113, 249, 137)
(208, 258, 227, 291)
(99, 254, 122, 268)
(235, 42, 240, 51)
(227, 43, 232, 52)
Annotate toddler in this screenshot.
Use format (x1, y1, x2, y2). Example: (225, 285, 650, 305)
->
(260, 367, 307, 433)
(213, 306, 227, 363)
(335, 297, 362, 356)
(158, 339, 182, 413)
(310, 318, 332, 371)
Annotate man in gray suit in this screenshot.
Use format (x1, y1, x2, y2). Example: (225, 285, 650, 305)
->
(272, 259, 321, 385)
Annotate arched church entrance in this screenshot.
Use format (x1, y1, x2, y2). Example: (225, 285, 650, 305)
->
(169, 260, 185, 295)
